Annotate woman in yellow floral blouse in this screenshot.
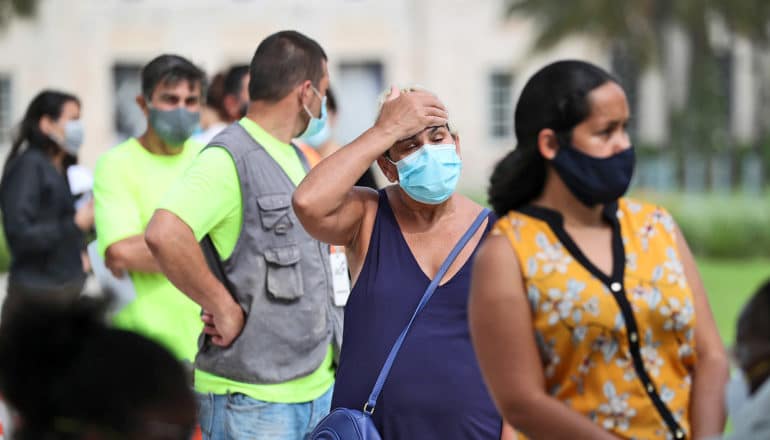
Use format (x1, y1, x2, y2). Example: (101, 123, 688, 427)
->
(469, 60, 728, 440)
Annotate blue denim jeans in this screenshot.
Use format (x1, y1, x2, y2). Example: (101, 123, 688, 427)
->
(196, 385, 333, 440)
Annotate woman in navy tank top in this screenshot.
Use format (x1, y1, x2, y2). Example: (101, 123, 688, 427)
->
(294, 86, 512, 439)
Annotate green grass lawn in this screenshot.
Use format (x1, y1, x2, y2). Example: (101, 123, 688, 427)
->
(698, 258, 770, 344)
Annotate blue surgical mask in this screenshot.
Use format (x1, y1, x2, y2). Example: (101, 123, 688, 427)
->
(49, 120, 84, 156)
(298, 86, 327, 140)
(303, 120, 331, 149)
(551, 143, 635, 207)
(389, 143, 462, 205)
(148, 106, 200, 147)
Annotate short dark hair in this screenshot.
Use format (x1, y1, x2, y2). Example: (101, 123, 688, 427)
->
(248, 30, 327, 102)
(141, 54, 206, 101)
(206, 72, 226, 111)
(736, 279, 770, 393)
(737, 279, 770, 351)
(223, 64, 250, 98)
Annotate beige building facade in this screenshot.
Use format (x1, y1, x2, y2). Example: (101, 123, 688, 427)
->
(0, 0, 607, 193)
(0, 0, 764, 192)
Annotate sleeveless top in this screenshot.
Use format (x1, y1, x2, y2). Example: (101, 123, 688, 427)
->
(495, 198, 696, 440)
(331, 190, 502, 439)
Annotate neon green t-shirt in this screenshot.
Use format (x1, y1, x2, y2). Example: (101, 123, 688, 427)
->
(93, 137, 204, 362)
(158, 118, 334, 403)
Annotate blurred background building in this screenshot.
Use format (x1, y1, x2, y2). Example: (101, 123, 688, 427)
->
(0, 0, 617, 190)
(2, 0, 769, 194)
(1, 0, 769, 192)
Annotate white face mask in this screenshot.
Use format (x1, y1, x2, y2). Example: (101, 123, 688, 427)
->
(49, 119, 84, 156)
(62, 120, 84, 155)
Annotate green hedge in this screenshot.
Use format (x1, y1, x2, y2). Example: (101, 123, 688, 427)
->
(464, 189, 770, 260)
(633, 191, 770, 259)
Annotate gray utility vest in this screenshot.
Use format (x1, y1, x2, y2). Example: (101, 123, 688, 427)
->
(196, 123, 342, 384)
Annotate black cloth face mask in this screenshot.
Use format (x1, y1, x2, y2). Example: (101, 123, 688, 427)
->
(550, 142, 635, 207)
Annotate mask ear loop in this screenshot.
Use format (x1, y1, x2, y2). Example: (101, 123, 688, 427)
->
(303, 84, 324, 119)
(384, 150, 398, 165)
(311, 85, 323, 101)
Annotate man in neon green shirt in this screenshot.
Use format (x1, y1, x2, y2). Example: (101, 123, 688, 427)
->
(146, 32, 339, 440)
(93, 54, 205, 362)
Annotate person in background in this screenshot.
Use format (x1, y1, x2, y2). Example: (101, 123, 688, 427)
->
(469, 60, 728, 440)
(0, 90, 93, 320)
(720, 280, 770, 439)
(146, 31, 340, 440)
(93, 54, 206, 362)
(293, 86, 511, 439)
(0, 298, 197, 439)
(195, 72, 226, 141)
(194, 65, 250, 144)
(296, 87, 379, 189)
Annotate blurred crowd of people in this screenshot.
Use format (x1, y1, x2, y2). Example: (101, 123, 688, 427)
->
(0, 29, 767, 440)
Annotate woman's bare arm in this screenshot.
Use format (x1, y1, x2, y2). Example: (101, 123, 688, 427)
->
(469, 234, 618, 440)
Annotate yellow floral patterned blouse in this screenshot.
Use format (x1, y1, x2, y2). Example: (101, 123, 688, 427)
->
(495, 198, 696, 440)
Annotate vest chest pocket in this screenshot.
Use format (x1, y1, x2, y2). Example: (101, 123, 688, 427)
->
(257, 194, 293, 234)
(264, 244, 304, 301)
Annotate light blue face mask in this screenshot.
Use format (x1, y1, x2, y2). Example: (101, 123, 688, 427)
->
(62, 120, 84, 156)
(49, 120, 84, 156)
(389, 143, 462, 205)
(302, 119, 331, 149)
(298, 86, 327, 141)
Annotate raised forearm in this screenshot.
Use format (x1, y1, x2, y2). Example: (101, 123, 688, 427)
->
(294, 126, 394, 217)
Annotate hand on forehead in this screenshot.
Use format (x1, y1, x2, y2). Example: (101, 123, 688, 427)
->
(382, 85, 451, 139)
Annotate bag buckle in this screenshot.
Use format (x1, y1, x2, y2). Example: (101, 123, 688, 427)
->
(363, 403, 375, 415)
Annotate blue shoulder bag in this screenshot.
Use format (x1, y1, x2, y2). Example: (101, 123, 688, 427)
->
(309, 209, 491, 440)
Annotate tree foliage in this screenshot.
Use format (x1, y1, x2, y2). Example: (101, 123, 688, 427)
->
(0, 0, 40, 31)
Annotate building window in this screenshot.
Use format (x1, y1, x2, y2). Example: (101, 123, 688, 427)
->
(0, 76, 11, 145)
(489, 72, 514, 139)
(335, 62, 384, 145)
(113, 64, 146, 139)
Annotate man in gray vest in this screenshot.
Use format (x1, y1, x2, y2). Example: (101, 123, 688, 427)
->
(145, 30, 447, 440)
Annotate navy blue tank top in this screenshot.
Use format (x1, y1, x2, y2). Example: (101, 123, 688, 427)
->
(331, 190, 501, 439)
